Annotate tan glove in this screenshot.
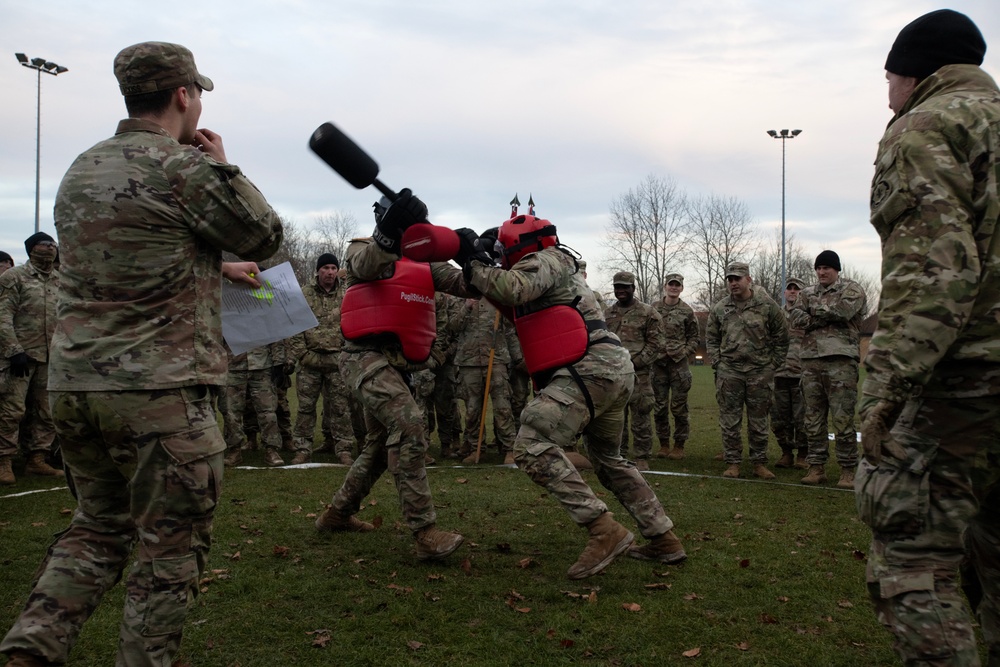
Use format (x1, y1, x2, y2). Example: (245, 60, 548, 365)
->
(860, 399, 907, 465)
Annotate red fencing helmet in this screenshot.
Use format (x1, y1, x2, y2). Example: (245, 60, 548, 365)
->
(497, 215, 558, 268)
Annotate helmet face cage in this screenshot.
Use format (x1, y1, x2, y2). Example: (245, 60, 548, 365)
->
(497, 215, 558, 268)
(372, 195, 392, 224)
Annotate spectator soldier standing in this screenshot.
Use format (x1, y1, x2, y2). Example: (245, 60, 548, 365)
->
(0, 42, 282, 667)
(858, 10, 1000, 665)
(288, 253, 357, 465)
(706, 262, 788, 480)
(791, 250, 867, 488)
(651, 273, 700, 460)
(455, 215, 686, 579)
(605, 271, 664, 471)
(0, 233, 63, 485)
(0, 252, 13, 275)
(771, 276, 809, 470)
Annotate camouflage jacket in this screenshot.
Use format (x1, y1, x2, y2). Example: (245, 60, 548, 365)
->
(341, 237, 474, 371)
(776, 303, 805, 378)
(467, 246, 631, 382)
(454, 298, 522, 367)
(866, 64, 1000, 401)
(652, 297, 700, 364)
(707, 288, 788, 373)
(606, 298, 665, 371)
(288, 279, 346, 367)
(225, 339, 285, 384)
(0, 261, 59, 365)
(48, 118, 282, 391)
(789, 278, 867, 361)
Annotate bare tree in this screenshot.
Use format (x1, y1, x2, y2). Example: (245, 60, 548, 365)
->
(748, 231, 815, 303)
(603, 174, 688, 302)
(683, 194, 759, 308)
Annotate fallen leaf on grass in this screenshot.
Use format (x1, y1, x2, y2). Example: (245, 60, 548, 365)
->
(426, 574, 444, 582)
(683, 593, 703, 601)
(758, 613, 778, 624)
(290, 506, 302, 514)
(852, 549, 866, 560)
(739, 559, 751, 568)
(517, 558, 537, 569)
(372, 516, 383, 529)
(588, 590, 598, 604)
(307, 629, 331, 648)
(305, 512, 317, 518)
(273, 545, 290, 558)
(682, 647, 701, 657)
(456, 478, 469, 484)
(644, 583, 672, 590)
(227, 551, 241, 561)
(460, 558, 473, 574)
(837, 600, 854, 608)
(621, 602, 642, 612)
(60, 508, 72, 515)
(560, 639, 575, 648)
(388, 584, 413, 595)
(407, 640, 424, 651)
(735, 641, 750, 651)
(776, 596, 790, 602)
(31, 522, 46, 527)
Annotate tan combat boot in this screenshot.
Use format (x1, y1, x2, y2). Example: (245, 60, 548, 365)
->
(413, 525, 464, 561)
(315, 507, 375, 533)
(722, 463, 741, 478)
(337, 451, 355, 466)
(263, 448, 284, 467)
(774, 450, 795, 468)
(800, 465, 828, 486)
(635, 459, 650, 472)
(753, 463, 776, 480)
(836, 467, 856, 490)
(0, 457, 15, 485)
(567, 512, 634, 580)
(461, 451, 481, 465)
(629, 529, 687, 564)
(794, 449, 809, 469)
(25, 453, 62, 477)
(223, 449, 243, 467)
(503, 451, 515, 465)
(655, 446, 671, 459)
(289, 450, 311, 465)
(667, 443, 685, 460)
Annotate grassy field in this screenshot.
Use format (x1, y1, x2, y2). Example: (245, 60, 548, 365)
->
(0, 366, 909, 665)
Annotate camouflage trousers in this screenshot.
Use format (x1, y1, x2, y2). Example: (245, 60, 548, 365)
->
(515, 367, 672, 538)
(0, 360, 55, 458)
(715, 367, 773, 464)
(244, 384, 293, 450)
(801, 356, 859, 468)
(294, 362, 356, 455)
(857, 395, 1000, 666)
(652, 359, 693, 448)
(509, 365, 530, 431)
(329, 350, 436, 532)
(622, 370, 655, 460)
(220, 369, 280, 453)
(0, 386, 224, 666)
(457, 364, 517, 454)
(429, 362, 461, 451)
(771, 376, 807, 452)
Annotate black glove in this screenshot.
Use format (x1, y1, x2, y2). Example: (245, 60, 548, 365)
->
(454, 227, 494, 286)
(373, 188, 428, 254)
(8, 352, 29, 377)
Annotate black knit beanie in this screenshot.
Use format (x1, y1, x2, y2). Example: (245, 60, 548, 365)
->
(814, 250, 841, 271)
(24, 231, 55, 255)
(316, 253, 339, 271)
(885, 9, 986, 80)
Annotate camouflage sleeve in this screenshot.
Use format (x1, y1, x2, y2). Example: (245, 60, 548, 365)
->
(344, 237, 396, 280)
(635, 308, 665, 370)
(813, 282, 866, 325)
(865, 127, 983, 402)
(684, 310, 700, 358)
(0, 272, 22, 358)
(173, 154, 283, 262)
(286, 332, 305, 365)
(706, 308, 720, 368)
(431, 261, 477, 299)
(467, 253, 558, 306)
(504, 320, 523, 367)
(768, 303, 790, 370)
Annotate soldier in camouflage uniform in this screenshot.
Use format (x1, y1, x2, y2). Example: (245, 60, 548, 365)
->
(0, 233, 63, 485)
(790, 250, 867, 489)
(288, 253, 358, 466)
(454, 215, 686, 579)
(706, 262, 788, 480)
(454, 298, 522, 464)
(424, 293, 464, 458)
(651, 273, 700, 461)
(0, 252, 13, 275)
(605, 271, 664, 471)
(315, 191, 474, 562)
(857, 11, 1000, 665)
(770, 277, 809, 470)
(220, 338, 289, 468)
(0, 42, 282, 667)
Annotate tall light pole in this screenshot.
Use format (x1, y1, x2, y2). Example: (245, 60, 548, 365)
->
(15, 53, 69, 234)
(766, 128, 802, 305)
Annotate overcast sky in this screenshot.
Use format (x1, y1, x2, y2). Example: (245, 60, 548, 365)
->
(2, 0, 997, 291)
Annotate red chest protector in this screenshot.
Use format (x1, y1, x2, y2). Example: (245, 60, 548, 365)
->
(513, 302, 589, 377)
(340, 259, 436, 363)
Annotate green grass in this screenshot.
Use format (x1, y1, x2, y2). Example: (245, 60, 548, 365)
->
(1, 366, 902, 665)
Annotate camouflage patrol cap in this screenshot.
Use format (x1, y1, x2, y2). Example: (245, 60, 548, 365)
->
(785, 276, 806, 289)
(725, 262, 749, 278)
(664, 272, 684, 286)
(612, 271, 635, 286)
(114, 42, 214, 96)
